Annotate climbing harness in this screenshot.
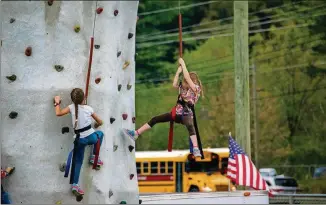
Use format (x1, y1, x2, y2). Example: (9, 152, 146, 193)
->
(168, 1, 204, 159)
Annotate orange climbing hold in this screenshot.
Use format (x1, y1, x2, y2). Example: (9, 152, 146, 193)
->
(25, 46, 32, 56)
(95, 77, 101, 84)
(123, 61, 130, 70)
(96, 7, 103, 14)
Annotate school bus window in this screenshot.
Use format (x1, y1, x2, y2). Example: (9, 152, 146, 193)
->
(168, 162, 173, 173)
(143, 162, 149, 173)
(160, 162, 166, 174)
(151, 162, 158, 174)
(136, 162, 141, 174)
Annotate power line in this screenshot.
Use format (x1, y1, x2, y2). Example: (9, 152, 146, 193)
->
(137, 1, 309, 39)
(138, 1, 219, 16)
(137, 5, 326, 43)
(136, 23, 313, 49)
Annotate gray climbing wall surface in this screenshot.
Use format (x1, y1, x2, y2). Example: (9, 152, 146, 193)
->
(0, 1, 139, 204)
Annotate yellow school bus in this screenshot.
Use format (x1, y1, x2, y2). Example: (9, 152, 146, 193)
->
(135, 148, 234, 193)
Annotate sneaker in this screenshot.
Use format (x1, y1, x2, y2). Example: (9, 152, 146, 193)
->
(72, 184, 84, 196)
(122, 128, 138, 141)
(89, 155, 104, 166)
(193, 147, 202, 158)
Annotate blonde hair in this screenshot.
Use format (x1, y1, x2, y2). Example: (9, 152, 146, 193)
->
(182, 72, 204, 98)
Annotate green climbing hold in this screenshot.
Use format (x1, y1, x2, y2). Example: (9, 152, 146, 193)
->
(123, 61, 130, 70)
(74, 25, 80, 33)
(54, 65, 64, 72)
(120, 201, 127, 204)
(9, 18, 15, 23)
(59, 162, 66, 172)
(113, 145, 118, 152)
(118, 84, 122, 91)
(6, 75, 17, 82)
(127, 84, 132, 90)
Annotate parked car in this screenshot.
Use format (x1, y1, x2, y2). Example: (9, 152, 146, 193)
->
(259, 168, 277, 177)
(263, 176, 299, 195)
(313, 167, 326, 179)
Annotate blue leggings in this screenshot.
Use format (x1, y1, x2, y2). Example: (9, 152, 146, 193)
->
(73, 130, 104, 184)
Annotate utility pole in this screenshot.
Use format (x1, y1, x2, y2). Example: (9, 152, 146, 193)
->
(252, 63, 259, 168)
(234, 1, 251, 157)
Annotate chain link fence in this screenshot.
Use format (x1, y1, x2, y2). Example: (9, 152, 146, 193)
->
(269, 194, 326, 204)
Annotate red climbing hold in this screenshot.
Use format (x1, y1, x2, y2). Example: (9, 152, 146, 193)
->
(74, 25, 80, 33)
(122, 114, 128, 120)
(128, 145, 134, 152)
(132, 117, 136, 124)
(25, 46, 32, 56)
(96, 7, 103, 14)
(110, 117, 116, 124)
(129, 174, 134, 180)
(95, 77, 101, 84)
(114, 10, 119, 16)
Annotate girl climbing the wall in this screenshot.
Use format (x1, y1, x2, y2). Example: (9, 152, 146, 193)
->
(54, 88, 104, 196)
(123, 58, 204, 157)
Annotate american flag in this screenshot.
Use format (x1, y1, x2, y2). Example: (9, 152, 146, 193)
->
(226, 133, 269, 192)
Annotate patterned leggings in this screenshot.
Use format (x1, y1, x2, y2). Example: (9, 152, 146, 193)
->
(147, 112, 196, 136)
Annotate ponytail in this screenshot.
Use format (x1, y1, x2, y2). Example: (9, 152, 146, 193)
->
(70, 88, 85, 130)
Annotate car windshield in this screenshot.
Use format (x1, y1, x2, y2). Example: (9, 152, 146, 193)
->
(275, 178, 298, 187)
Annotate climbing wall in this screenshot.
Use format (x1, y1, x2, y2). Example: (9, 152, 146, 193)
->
(0, 1, 139, 204)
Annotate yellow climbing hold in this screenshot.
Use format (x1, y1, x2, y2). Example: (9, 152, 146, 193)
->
(123, 61, 130, 70)
(55, 200, 62, 204)
(74, 25, 81, 33)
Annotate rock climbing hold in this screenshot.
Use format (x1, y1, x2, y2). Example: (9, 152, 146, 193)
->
(74, 25, 80, 33)
(94, 45, 100, 49)
(54, 65, 64, 72)
(120, 201, 127, 204)
(128, 145, 134, 152)
(96, 7, 103, 14)
(127, 84, 132, 90)
(118, 84, 122, 91)
(123, 61, 130, 70)
(48, 0, 54, 6)
(128, 33, 134, 39)
(113, 145, 118, 152)
(122, 113, 128, 120)
(95, 77, 101, 84)
(139, 200, 142, 204)
(114, 9, 119, 16)
(61, 127, 69, 134)
(6, 75, 17, 82)
(59, 162, 66, 172)
(109, 190, 113, 198)
(129, 174, 134, 180)
(117, 51, 121, 58)
(9, 18, 15, 23)
(9, 111, 18, 119)
(25, 46, 32, 56)
(55, 201, 62, 205)
(132, 117, 136, 124)
(76, 195, 83, 202)
(110, 117, 116, 124)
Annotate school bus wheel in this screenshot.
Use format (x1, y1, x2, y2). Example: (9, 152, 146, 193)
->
(189, 185, 199, 192)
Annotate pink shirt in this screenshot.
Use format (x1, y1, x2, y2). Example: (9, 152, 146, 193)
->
(176, 85, 201, 116)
